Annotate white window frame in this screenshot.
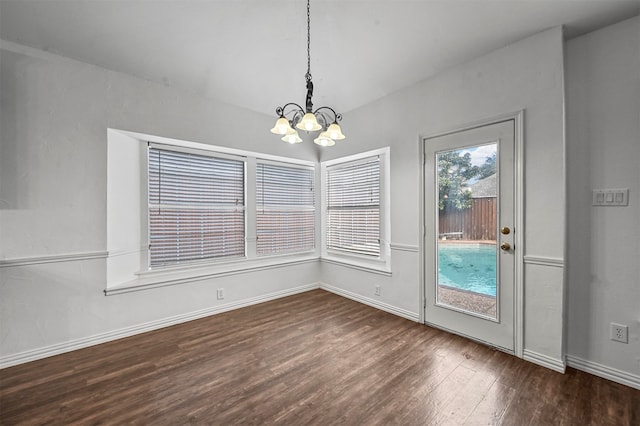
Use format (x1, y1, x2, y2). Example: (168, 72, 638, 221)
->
(105, 129, 317, 295)
(321, 147, 391, 274)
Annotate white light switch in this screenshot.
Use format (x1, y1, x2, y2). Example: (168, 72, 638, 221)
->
(592, 189, 629, 206)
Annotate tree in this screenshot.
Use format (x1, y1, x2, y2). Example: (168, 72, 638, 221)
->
(477, 152, 496, 179)
(437, 151, 477, 211)
(437, 148, 499, 211)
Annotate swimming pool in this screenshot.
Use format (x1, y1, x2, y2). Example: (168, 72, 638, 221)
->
(438, 244, 496, 296)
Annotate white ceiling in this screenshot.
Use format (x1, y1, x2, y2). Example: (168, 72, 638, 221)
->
(1, 0, 638, 116)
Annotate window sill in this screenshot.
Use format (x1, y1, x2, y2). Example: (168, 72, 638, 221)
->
(104, 254, 318, 295)
(320, 255, 392, 276)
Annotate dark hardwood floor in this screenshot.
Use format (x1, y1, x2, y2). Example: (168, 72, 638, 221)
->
(1, 289, 638, 425)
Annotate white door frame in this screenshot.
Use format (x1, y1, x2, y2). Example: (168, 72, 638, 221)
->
(418, 111, 524, 358)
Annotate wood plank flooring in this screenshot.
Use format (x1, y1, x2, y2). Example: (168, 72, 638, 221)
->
(1, 289, 638, 425)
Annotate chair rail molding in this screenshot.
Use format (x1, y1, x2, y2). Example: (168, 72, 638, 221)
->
(0, 251, 108, 268)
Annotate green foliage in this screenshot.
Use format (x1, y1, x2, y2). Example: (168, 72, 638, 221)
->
(438, 151, 475, 211)
(437, 149, 496, 211)
(477, 152, 496, 180)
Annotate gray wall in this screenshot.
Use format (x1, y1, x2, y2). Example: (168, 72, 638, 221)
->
(2, 16, 638, 387)
(566, 16, 640, 382)
(321, 27, 567, 369)
(0, 41, 320, 365)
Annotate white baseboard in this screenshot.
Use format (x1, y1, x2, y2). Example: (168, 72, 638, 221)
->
(566, 354, 640, 390)
(523, 349, 566, 373)
(0, 283, 320, 369)
(320, 282, 420, 322)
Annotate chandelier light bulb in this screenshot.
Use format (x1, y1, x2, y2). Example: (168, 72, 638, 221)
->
(314, 131, 335, 147)
(281, 131, 303, 144)
(270, 117, 293, 135)
(326, 123, 345, 140)
(296, 113, 322, 131)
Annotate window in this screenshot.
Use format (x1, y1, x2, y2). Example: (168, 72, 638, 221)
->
(107, 130, 319, 293)
(256, 162, 315, 255)
(148, 146, 245, 267)
(107, 129, 389, 293)
(322, 147, 390, 272)
(326, 157, 380, 256)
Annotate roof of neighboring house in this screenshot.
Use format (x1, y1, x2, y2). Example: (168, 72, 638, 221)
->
(469, 174, 496, 198)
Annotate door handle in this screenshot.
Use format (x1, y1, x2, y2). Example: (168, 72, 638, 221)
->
(500, 242, 511, 251)
(501, 226, 511, 235)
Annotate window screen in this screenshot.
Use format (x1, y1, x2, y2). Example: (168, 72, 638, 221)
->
(326, 156, 380, 257)
(256, 162, 315, 255)
(148, 147, 245, 267)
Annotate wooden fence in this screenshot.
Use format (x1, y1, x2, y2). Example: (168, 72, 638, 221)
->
(438, 198, 496, 241)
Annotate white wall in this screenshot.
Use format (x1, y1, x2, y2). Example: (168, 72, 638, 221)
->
(0, 40, 320, 366)
(566, 17, 640, 384)
(320, 27, 567, 369)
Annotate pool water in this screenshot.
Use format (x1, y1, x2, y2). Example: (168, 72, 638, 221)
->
(438, 244, 496, 296)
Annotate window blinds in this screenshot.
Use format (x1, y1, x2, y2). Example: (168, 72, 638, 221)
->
(326, 157, 381, 257)
(148, 147, 245, 267)
(256, 162, 315, 255)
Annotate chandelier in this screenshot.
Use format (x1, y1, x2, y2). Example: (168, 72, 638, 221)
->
(270, 0, 345, 147)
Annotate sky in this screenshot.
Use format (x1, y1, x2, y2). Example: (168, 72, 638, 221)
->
(460, 143, 497, 167)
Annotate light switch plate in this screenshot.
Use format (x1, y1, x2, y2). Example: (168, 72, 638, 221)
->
(592, 189, 629, 206)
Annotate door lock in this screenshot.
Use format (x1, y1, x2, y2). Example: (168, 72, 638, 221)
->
(500, 242, 511, 251)
(500, 226, 511, 235)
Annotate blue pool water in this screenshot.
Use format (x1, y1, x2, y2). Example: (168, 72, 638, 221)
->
(438, 244, 496, 296)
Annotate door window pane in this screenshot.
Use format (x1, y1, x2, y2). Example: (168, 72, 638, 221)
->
(435, 143, 498, 319)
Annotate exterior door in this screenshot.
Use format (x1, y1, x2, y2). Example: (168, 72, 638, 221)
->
(423, 120, 515, 352)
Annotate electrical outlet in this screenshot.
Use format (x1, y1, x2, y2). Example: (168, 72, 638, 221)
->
(217, 288, 225, 300)
(374, 285, 381, 296)
(610, 323, 628, 343)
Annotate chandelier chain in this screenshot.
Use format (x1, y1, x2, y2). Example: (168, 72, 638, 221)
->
(271, 0, 344, 146)
(306, 0, 311, 82)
